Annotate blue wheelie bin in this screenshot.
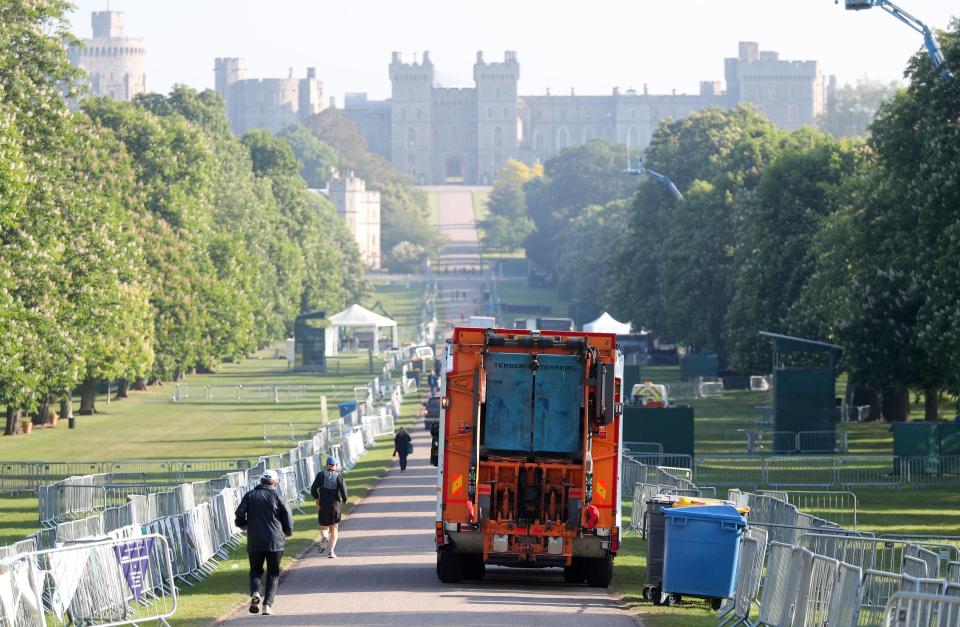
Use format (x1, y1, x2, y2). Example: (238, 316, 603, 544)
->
(338, 401, 358, 424)
(662, 504, 746, 610)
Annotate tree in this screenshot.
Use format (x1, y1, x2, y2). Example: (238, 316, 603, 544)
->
(279, 123, 338, 188)
(305, 109, 441, 269)
(481, 159, 541, 252)
(612, 106, 782, 351)
(819, 78, 899, 138)
(798, 20, 960, 421)
(725, 129, 861, 372)
(524, 140, 635, 277)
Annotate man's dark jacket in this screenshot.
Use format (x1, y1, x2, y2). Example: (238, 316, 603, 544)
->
(234, 484, 294, 553)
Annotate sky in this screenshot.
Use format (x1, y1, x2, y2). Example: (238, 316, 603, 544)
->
(67, 1, 957, 104)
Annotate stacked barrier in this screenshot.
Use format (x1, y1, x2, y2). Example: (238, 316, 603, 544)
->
(719, 490, 959, 626)
(0, 533, 177, 626)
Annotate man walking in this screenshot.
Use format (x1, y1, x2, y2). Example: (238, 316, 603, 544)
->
(234, 469, 293, 616)
(311, 456, 348, 558)
(394, 427, 413, 472)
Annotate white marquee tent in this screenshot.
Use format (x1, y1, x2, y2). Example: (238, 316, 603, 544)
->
(328, 304, 398, 354)
(582, 312, 632, 335)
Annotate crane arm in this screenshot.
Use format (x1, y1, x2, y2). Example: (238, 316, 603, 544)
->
(846, 0, 950, 77)
(624, 161, 684, 201)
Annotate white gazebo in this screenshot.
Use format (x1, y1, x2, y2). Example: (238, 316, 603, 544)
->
(328, 304, 398, 354)
(582, 312, 632, 335)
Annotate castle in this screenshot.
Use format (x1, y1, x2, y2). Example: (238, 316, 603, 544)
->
(68, 11, 146, 101)
(214, 59, 325, 135)
(345, 43, 828, 185)
(323, 172, 382, 270)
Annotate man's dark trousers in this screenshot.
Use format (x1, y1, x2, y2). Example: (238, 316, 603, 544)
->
(249, 550, 283, 604)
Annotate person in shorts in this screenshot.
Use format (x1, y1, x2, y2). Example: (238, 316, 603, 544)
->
(310, 456, 348, 558)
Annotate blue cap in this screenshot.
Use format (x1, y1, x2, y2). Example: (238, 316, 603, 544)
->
(326, 456, 337, 466)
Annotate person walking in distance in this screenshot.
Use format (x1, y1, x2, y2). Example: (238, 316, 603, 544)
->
(311, 456, 348, 558)
(234, 469, 293, 616)
(394, 427, 413, 472)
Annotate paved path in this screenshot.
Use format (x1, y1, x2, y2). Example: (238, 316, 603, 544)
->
(222, 187, 636, 625)
(223, 429, 634, 626)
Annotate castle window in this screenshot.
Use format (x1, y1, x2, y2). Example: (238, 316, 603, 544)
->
(488, 108, 493, 119)
(417, 108, 422, 120)
(494, 127, 502, 148)
(401, 109, 406, 120)
(503, 108, 508, 119)
(557, 127, 569, 150)
(496, 88, 501, 98)
(583, 127, 595, 142)
(407, 127, 416, 148)
(788, 105, 799, 124)
(534, 129, 544, 151)
(628, 127, 639, 148)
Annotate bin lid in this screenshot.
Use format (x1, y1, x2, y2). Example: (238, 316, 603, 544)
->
(646, 495, 681, 505)
(338, 401, 358, 409)
(676, 496, 750, 514)
(663, 504, 746, 525)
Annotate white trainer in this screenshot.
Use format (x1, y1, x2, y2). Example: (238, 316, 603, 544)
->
(262, 604, 273, 616)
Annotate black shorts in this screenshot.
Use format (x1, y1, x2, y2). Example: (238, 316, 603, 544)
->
(317, 501, 342, 526)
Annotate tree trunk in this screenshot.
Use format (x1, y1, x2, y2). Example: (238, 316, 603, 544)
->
(36, 393, 53, 425)
(924, 388, 941, 422)
(116, 378, 129, 399)
(78, 377, 98, 415)
(881, 387, 910, 422)
(4, 407, 21, 436)
(132, 377, 147, 391)
(173, 369, 184, 382)
(59, 397, 72, 421)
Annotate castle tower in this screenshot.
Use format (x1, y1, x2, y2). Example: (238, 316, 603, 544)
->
(328, 171, 381, 269)
(214, 57, 246, 95)
(474, 51, 519, 185)
(68, 11, 146, 101)
(389, 51, 434, 184)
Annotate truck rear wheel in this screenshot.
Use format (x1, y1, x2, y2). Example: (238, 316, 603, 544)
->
(436, 551, 464, 583)
(462, 554, 486, 580)
(563, 558, 587, 584)
(585, 556, 613, 588)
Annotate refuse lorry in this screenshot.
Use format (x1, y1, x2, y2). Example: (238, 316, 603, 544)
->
(431, 327, 623, 587)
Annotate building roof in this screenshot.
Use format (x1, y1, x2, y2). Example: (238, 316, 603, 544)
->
(759, 331, 842, 354)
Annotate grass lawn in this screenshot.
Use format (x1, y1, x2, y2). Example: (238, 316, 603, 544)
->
(365, 278, 429, 345)
(496, 278, 570, 319)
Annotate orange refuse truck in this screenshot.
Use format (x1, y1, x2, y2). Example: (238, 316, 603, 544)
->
(431, 327, 623, 587)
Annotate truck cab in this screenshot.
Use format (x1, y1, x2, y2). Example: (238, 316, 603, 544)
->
(432, 327, 623, 587)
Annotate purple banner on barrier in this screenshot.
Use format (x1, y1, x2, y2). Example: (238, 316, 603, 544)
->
(112, 537, 156, 601)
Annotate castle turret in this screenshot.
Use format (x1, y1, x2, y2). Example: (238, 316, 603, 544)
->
(389, 51, 434, 183)
(474, 51, 519, 185)
(68, 11, 146, 101)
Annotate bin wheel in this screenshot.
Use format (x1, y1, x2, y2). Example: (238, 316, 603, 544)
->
(710, 598, 723, 611)
(662, 594, 680, 607)
(641, 586, 651, 601)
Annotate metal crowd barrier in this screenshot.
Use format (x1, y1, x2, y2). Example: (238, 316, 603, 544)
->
(694, 455, 960, 489)
(758, 489, 859, 530)
(172, 383, 308, 403)
(882, 592, 960, 627)
(744, 430, 849, 455)
(0, 533, 177, 626)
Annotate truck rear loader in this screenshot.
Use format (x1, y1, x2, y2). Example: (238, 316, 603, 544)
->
(432, 327, 623, 586)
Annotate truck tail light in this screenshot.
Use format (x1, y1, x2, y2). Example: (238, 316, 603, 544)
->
(610, 526, 620, 555)
(435, 521, 445, 545)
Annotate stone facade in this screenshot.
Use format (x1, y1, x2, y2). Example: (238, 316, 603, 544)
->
(214, 59, 324, 135)
(345, 43, 827, 185)
(68, 11, 146, 101)
(325, 172, 381, 270)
